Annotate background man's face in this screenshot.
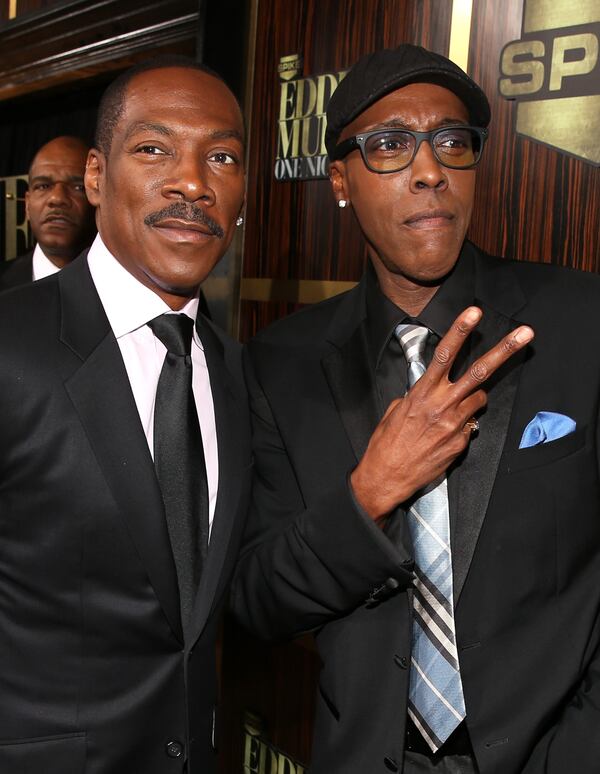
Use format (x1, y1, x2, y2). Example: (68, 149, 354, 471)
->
(330, 83, 477, 293)
(26, 137, 95, 264)
(85, 67, 245, 307)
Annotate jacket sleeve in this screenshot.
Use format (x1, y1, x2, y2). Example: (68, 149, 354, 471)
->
(522, 626, 600, 773)
(229, 348, 414, 641)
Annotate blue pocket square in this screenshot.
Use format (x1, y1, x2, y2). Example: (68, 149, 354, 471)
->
(519, 411, 576, 449)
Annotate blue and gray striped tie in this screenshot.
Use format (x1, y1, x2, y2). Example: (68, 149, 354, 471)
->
(395, 323, 466, 752)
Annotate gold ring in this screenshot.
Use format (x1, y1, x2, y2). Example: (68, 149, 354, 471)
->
(465, 418, 479, 434)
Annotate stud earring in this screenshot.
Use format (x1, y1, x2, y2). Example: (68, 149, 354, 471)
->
(236, 216, 244, 226)
(338, 199, 348, 209)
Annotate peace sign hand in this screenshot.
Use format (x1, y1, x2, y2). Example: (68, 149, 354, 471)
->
(350, 306, 534, 521)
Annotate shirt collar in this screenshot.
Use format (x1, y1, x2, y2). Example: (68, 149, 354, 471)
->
(32, 243, 61, 281)
(365, 244, 476, 366)
(86, 234, 200, 341)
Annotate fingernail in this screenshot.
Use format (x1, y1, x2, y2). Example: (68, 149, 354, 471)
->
(514, 326, 534, 343)
(464, 307, 481, 324)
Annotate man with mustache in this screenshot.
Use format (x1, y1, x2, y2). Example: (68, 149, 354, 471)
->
(0, 56, 249, 774)
(232, 45, 600, 773)
(0, 135, 96, 289)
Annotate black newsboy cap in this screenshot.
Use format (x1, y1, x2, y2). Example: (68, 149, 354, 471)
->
(325, 44, 491, 157)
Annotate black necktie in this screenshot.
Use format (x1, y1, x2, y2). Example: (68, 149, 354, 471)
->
(148, 313, 209, 633)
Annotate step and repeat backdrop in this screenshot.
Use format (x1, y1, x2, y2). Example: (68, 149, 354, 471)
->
(223, 0, 599, 772)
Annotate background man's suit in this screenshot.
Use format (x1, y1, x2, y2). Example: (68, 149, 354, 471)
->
(0, 249, 34, 290)
(0, 253, 251, 774)
(232, 242, 600, 774)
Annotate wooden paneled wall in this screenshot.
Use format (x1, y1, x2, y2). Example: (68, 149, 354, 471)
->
(0, 0, 199, 101)
(222, 1, 599, 771)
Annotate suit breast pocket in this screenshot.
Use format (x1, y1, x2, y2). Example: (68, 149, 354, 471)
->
(0, 732, 86, 774)
(504, 425, 586, 474)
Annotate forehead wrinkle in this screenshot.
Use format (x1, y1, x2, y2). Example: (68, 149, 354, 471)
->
(123, 121, 174, 142)
(122, 120, 244, 146)
(210, 128, 244, 143)
(360, 115, 470, 133)
(30, 174, 84, 182)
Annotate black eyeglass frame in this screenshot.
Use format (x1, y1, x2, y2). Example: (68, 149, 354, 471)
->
(330, 125, 489, 173)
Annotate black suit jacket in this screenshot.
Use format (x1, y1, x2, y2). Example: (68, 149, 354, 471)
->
(0, 254, 251, 774)
(0, 249, 34, 290)
(232, 242, 600, 774)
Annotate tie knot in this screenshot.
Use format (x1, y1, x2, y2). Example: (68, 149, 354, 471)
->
(148, 314, 194, 357)
(394, 323, 429, 365)
(395, 324, 429, 389)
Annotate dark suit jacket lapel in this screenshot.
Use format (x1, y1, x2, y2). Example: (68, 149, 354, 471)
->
(452, 250, 527, 601)
(59, 256, 183, 643)
(189, 318, 248, 645)
(321, 278, 380, 463)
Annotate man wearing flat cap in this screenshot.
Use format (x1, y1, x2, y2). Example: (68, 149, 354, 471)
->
(232, 44, 600, 774)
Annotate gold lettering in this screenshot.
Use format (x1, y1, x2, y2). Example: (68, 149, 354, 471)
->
(277, 119, 302, 158)
(279, 82, 297, 122)
(550, 33, 598, 91)
(319, 112, 331, 156)
(499, 40, 545, 97)
(243, 732, 261, 773)
(278, 752, 298, 773)
(300, 116, 321, 157)
(315, 73, 339, 115)
(294, 77, 317, 119)
(258, 740, 278, 774)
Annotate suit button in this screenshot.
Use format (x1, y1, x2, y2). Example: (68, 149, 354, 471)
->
(165, 740, 184, 758)
(384, 756, 398, 771)
(394, 654, 408, 669)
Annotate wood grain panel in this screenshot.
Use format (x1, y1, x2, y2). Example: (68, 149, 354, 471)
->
(0, 0, 198, 100)
(467, 0, 600, 271)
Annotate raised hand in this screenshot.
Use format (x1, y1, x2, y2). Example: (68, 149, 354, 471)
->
(350, 306, 534, 520)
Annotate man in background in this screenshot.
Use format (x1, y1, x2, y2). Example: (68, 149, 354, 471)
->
(0, 135, 96, 289)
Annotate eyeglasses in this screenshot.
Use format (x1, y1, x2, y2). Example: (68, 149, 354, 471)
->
(330, 125, 488, 173)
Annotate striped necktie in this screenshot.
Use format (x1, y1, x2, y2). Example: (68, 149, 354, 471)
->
(395, 323, 466, 752)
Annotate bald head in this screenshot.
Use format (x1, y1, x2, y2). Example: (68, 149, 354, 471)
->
(28, 136, 89, 179)
(26, 136, 96, 267)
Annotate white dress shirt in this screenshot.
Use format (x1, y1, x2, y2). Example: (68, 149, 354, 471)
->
(87, 234, 218, 533)
(32, 244, 62, 280)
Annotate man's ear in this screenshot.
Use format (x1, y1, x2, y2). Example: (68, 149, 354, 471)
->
(329, 161, 350, 206)
(24, 189, 30, 221)
(85, 149, 105, 207)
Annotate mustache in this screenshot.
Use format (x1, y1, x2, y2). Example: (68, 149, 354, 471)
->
(44, 210, 74, 223)
(144, 202, 224, 239)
